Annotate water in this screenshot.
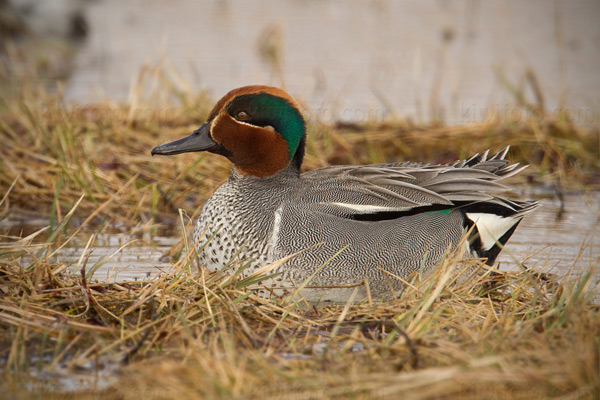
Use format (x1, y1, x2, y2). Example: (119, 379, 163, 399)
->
(66, 0, 600, 126)
(1, 216, 179, 282)
(496, 191, 600, 276)
(2, 191, 599, 282)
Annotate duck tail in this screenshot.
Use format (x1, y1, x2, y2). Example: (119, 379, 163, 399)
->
(462, 198, 538, 265)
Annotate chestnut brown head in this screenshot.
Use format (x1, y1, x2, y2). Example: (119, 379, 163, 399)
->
(151, 85, 306, 177)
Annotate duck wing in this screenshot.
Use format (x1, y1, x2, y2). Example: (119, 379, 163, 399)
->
(297, 147, 528, 219)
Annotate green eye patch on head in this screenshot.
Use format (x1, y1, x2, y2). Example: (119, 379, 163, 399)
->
(226, 92, 305, 160)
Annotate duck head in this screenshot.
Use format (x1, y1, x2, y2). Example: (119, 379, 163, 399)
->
(151, 85, 306, 177)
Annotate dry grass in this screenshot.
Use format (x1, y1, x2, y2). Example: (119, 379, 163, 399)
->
(0, 224, 598, 399)
(0, 64, 599, 226)
(0, 67, 599, 399)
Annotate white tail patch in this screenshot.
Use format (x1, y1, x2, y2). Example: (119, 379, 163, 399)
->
(466, 213, 520, 251)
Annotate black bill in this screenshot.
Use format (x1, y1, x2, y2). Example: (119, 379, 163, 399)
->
(151, 123, 217, 156)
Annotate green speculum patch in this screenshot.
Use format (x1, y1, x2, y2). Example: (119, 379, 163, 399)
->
(425, 209, 452, 214)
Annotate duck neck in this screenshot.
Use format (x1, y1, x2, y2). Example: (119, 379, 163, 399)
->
(290, 134, 306, 172)
(231, 161, 301, 187)
(231, 133, 304, 183)
(222, 163, 299, 219)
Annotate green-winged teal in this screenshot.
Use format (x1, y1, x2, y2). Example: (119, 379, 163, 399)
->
(152, 85, 537, 302)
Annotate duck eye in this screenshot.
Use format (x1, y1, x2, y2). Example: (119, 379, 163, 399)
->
(236, 111, 248, 120)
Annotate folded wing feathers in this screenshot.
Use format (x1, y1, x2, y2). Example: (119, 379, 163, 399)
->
(503, 198, 540, 215)
(301, 147, 529, 214)
(423, 168, 498, 185)
(341, 176, 425, 204)
(424, 178, 511, 194)
(366, 181, 446, 204)
(496, 163, 528, 180)
(350, 166, 416, 179)
(492, 145, 511, 160)
(443, 192, 495, 202)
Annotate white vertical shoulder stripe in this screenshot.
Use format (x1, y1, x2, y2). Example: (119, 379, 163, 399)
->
(268, 205, 284, 250)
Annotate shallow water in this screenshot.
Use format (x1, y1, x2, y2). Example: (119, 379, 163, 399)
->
(3, 191, 599, 282)
(496, 191, 599, 276)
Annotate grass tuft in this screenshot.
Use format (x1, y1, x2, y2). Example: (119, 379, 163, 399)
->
(0, 230, 598, 399)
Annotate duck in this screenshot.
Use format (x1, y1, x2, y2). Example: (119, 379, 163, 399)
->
(151, 85, 537, 302)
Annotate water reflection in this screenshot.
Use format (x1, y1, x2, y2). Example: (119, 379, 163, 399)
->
(497, 191, 600, 276)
